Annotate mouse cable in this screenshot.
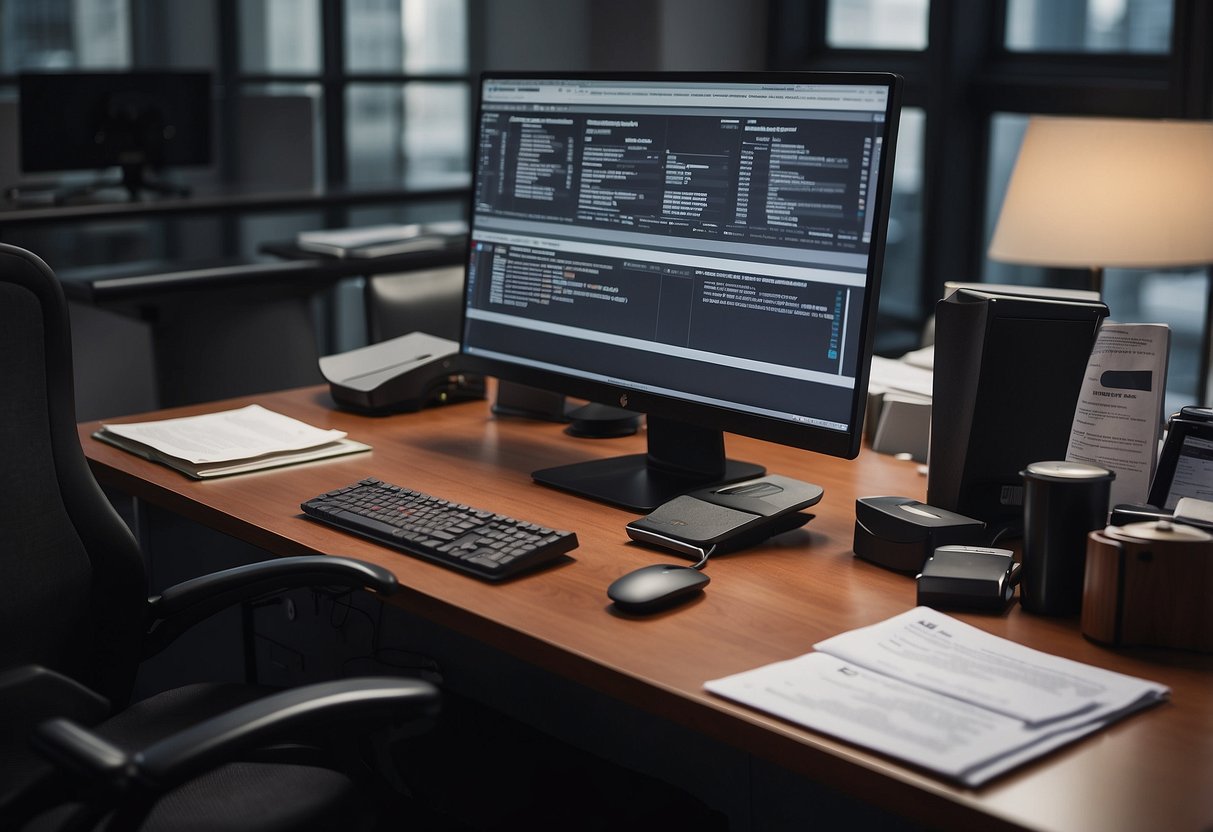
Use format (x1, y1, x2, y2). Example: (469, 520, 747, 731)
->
(690, 545, 716, 570)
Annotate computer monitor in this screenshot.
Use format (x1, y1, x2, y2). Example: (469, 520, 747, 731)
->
(460, 72, 902, 511)
(18, 70, 212, 201)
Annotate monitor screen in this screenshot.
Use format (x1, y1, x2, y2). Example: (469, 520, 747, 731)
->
(460, 73, 902, 510)
(18, 71, 212, 194)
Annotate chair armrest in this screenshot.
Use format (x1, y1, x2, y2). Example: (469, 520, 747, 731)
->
(143, 555, 398, 657)
(31, 676, 439, 796)
(0, 665, 111, 732)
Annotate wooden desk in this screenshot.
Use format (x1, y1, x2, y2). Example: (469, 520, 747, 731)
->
(79, 386, 1213, 832)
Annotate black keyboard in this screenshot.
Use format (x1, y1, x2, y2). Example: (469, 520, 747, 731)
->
(301, 478, 578, 580)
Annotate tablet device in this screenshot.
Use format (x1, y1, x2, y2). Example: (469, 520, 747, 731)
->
(1147, 406, 1213, 510)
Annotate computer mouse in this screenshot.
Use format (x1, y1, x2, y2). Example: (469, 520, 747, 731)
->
(607, 564, 710, 613)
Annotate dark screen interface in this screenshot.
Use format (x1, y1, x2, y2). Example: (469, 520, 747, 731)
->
(462, 79, 891, 431)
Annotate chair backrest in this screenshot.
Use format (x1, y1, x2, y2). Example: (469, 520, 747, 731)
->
(365, 266, 464, 343)
(0, 245, 146, 708)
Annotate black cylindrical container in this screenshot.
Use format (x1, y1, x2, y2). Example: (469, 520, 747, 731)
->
(1020, 461, 1115, 615)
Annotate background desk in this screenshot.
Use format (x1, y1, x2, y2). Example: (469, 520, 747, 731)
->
(54, 243, 465, 418)
(79, 386, 1213, 832)
(2, 176, 470, 419)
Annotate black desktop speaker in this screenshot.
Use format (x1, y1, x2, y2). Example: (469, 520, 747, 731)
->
(926, 289, 1108, 537)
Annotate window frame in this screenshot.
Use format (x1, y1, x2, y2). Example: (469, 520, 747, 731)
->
(769, 0, 1213, 397)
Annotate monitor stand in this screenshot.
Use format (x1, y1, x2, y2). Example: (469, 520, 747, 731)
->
(52, 163, 190, 205)
(532, 415, 764, 513)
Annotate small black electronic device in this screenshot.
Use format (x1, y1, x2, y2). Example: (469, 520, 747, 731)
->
(916, 545, 1020, 611)
(319, 332, 485, 414)
(853, 496, 986, 573)
(606, 564, 711, 613)
(625, 475, 823, 559)
(1147, 406, 1213, 510)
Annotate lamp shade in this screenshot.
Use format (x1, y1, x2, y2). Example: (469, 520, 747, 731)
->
(988, 116, 1213, 269)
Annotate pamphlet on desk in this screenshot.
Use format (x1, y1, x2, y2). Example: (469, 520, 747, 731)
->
(93, 404, 370, 478)
(296, 220, 468, 259)
(705, 607, 1168, 786)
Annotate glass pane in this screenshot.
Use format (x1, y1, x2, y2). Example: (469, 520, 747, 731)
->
(827, 0, 929, 50)
(401, 82, 468, 176)
(983, 113, 1048, 286)
(0, 0, 131, 72)
(1005, 0, 1172, 53)
(239, 0, 321, 74)
(346, 82, 469, 185)
(346, 0, 467, 73)
(878, 107, 925, 326)
(1104, 269, 1205, 412)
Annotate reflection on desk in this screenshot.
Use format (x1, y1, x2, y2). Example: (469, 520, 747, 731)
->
(79, 385, 1213, 832)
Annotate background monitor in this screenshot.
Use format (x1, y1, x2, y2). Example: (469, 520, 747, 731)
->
(460, 72, 903, 511)
(18, 70, 212, 199)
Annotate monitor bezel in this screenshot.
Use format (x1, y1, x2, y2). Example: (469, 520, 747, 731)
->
(459, 70, 903, 462)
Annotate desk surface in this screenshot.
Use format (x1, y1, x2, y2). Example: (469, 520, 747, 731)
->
(79, 386, 1213, 832)
(59, 245, 465, 305)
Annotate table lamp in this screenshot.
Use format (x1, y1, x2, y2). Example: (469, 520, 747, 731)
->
(988, 116, 1213, 294)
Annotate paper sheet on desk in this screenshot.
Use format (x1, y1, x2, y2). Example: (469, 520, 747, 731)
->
(812, 608, 1160, 725)
(705, 608, 1169, 786)
(869, 355, 934, 399)
(1066, 322, 1170, 506)
(101, 404, 347, 464)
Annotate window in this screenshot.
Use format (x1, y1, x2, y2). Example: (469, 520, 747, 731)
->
(342, 0, 470, 185)
(880, 107, 925, 325)
(345, 0, 466, 73)
(2, 0, 470, 194)
(827, 0, 929, 50)
(1005, 0, 1172, 53)
(239, 0, 322, 74)
(0, 0, 471, 300)
(772, 0, 1213, 405)
(0, 0, 130, 72)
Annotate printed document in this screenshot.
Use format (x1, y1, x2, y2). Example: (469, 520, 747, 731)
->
(94, 404, 369, 478)
(705, 607, 1168, 786)
(1066, 322, 1170, 506)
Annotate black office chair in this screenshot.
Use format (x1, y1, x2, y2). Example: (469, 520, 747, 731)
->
(0, 243, 440, 831)
(364, 265, 465, 343)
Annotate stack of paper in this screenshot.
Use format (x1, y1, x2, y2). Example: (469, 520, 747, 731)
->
(94, 404, 370, 478)
(706, 607, 1169, 786)
(296, 221, 467, 259)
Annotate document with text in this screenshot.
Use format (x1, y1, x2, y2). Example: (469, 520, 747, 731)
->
(705, 607, 1168, 786)
(1067, 322, 1170, 506)
(94, 404, 369, 478)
